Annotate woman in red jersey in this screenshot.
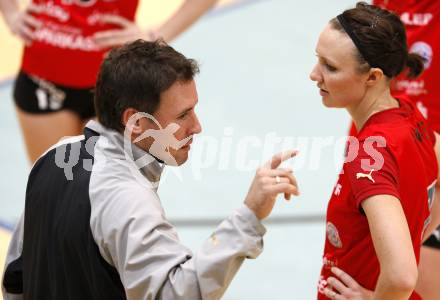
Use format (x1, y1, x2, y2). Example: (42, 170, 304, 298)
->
(0, 0, 219, 163)
(310, 2, 440, 299)
(338, 1, 440, 299)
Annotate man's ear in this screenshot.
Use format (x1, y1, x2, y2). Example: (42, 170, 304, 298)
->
(121, 108, 143, 135)
(365, 67, 384, 87)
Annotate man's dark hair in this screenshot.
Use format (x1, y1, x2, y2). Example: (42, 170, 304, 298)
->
(94, 39, 199, 131)
(330, 2, 425, 78)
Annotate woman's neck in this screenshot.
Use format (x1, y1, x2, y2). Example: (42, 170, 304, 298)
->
(347, 86, 399, 132)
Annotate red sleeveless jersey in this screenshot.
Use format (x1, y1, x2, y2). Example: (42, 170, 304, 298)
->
(318, 98, 438, 299)
(374, 0, 440, 132)
(22, 0, 139, 87)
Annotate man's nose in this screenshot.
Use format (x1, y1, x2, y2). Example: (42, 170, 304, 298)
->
(192, 113, 202, 134)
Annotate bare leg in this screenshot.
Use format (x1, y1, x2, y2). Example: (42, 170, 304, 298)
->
(16, 107, 84, 163)
(416, 246, 440, 300)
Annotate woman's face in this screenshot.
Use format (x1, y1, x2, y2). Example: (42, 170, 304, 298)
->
(309, 23, 369, 108)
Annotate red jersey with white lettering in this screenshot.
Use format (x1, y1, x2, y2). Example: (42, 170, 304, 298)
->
(374, 0, 440, 132)
(318, 98, 438, 299)
(22, 0, 139, 87)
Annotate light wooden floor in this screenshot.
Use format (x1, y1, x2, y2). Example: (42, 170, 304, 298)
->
(0, 229, 9, 274)
(0, 228, 10, 299)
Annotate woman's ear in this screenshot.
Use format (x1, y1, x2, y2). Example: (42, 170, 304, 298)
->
(365, 67, 385, 86)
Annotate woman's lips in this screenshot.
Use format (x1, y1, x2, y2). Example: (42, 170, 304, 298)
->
(319, 89, 329, 96)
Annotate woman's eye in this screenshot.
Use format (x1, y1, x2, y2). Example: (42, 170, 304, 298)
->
(325, 64, 337, 72)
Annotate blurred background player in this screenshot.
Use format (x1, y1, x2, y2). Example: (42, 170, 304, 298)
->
(0, 0, 220, 163)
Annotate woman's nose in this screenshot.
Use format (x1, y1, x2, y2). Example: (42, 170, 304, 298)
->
(309, 64, 321, 82)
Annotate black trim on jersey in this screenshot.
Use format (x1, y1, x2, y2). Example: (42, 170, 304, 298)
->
(423, 227, 440, 250)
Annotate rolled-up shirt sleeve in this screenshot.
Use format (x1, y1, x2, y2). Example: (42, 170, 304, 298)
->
(90, 184, 266, 300)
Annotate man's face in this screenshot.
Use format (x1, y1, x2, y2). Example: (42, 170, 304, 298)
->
(139, 79, 202, 166)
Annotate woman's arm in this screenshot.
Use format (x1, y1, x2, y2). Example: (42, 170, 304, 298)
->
(0, 0, 41, 44)
(154, 0, 220, 42)
(324, 195, 417, 300)
(0, 0, 19, 20)
(362, 194, 418, 300)
(93, 0, 220, 48)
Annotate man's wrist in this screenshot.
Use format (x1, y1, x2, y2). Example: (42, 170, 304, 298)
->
(243, 201, 260, 220)
(238, 205, 266, 236)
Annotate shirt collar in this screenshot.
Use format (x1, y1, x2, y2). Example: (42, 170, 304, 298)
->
(85, 120, 164, 183)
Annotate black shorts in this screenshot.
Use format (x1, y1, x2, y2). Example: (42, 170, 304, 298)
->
(423, 226, 440, 249)
(13, 71, 95, 120)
